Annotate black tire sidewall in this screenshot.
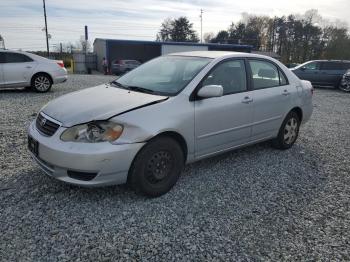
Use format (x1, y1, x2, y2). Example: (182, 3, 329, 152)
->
(129, 137, 184, 197)
(31, 74, 52, 93)
(274, 111, 300, 149)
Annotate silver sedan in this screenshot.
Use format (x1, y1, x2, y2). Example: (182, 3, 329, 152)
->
(0, 49, 67, 92)
(28, 51, 313, 196)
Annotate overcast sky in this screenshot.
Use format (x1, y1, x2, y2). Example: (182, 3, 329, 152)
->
(0, 0, 349, 51)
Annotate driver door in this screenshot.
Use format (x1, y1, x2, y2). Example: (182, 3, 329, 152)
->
(194, 59, 254, 158)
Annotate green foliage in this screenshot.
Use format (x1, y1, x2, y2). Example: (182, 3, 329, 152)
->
(157, 17, 199, 43)
(210, 10, 350, 63)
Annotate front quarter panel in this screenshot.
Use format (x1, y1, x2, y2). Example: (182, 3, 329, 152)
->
(110, 94, 195, 162)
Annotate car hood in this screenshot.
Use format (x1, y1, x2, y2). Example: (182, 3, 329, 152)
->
(42, 84, 168, 127)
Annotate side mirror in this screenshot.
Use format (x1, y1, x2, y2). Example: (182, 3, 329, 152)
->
(197, 85, 223, 99)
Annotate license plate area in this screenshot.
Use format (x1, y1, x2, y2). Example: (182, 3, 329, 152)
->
(28, 135, 39, 157)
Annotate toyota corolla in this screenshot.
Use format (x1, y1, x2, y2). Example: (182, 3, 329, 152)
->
(28, 51, 313, 197)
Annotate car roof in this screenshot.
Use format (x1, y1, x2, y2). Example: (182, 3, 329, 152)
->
(308, 59, 350, 63)
(0, 49, 27, 54)
(168, 51, 272, 59)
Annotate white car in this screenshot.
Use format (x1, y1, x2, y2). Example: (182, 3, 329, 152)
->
(0, 49, 67, 92)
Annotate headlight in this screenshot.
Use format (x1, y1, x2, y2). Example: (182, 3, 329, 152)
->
(60, 121, 123, 143)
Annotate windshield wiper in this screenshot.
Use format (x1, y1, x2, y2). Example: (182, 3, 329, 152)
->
(110, 81, 130, 90)
(110, 81, 155, 94)
(127, 86, 155, 94)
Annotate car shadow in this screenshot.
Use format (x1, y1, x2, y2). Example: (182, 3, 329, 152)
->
(6, 139, 326, 207)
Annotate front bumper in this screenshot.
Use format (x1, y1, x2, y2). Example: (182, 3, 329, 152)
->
(28, 120, 145, 187)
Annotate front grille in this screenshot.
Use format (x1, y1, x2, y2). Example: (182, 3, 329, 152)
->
(36, 113, 60, 136)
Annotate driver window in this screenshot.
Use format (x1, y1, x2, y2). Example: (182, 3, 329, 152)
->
(304, 62, 318, 70)
(202, 60, 247, 95)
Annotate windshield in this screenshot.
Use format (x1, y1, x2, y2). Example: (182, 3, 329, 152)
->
(112, 56, 212, 96)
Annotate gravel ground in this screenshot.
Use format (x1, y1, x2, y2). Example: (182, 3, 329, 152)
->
(0, 75, 349, 261)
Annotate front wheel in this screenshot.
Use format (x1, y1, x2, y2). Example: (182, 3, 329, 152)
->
(339, 80, 350, 92)
(272, 111, 300, 150)
(31, 74, 52, 92)
(128, 137, 184, 197)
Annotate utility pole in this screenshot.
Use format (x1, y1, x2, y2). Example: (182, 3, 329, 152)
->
(43, 0, 49, 57)
(200, 9, 203, 43)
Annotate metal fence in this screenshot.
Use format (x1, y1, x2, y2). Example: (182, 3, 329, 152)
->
(72, 52, 97, 74)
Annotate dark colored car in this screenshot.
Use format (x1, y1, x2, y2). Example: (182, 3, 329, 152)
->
(285, 63, 300, 68)
(111, 59, 141, 75)
(340, 70, 350, 92)
(291, 60, 350, 92)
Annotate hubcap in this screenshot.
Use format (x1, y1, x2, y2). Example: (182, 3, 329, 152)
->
(145, 151, 173, 184)
(34, 76, 50, 91)
(339, 82, 350, 92)
(284, 117, 298, 145)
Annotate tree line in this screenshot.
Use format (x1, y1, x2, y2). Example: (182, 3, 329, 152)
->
(157, 10, 350, 63)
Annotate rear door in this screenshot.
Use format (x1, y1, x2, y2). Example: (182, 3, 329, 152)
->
(248, 59, 293, 141)
(319, 62, 345, 87)
(2, 52, 37, 86)
(194, 59, 254, 158)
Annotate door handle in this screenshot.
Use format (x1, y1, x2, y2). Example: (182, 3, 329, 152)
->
(241, 96, 253, 104)
(282, 90, 290, 96)
(26, 66, 32, 69)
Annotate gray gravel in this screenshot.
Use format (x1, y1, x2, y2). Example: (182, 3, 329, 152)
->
(0, 75, 349, 261)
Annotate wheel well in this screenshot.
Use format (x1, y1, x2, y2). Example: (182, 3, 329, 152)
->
(291, 107, 303, 122)
(31, 72, 53, 85)
(152, 131, 188, 161)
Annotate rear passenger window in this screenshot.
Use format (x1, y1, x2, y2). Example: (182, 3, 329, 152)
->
(249, 60, 282, 89)
(321, 62, 342, 70)
(5, 53, 33, 63)
(202, 60, 247, 95)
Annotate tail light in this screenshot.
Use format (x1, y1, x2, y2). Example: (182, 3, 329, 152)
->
(56, 60, 65, 68)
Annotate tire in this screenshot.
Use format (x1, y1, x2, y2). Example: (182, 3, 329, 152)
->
(338, 81, 350, 92)
(272, 111, 300, 150)
(31, 74, 52, 93)
(128, 137, 185, 197)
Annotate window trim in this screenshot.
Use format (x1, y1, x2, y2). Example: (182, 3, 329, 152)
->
(190, 57, 251, 101)
(248, 58, 289, 90)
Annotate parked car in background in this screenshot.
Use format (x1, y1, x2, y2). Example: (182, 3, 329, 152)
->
(340, 69, 350, 92)
(111, 59, 141, 75)
(0, 50, 67, 92)
(285, 63, 299, 68)
(28, 51, 313, 197)
(291, 60, 350, 92)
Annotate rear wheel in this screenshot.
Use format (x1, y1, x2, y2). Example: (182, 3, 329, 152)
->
(31, 74, 52, 93)
(128, 137, 184, 197)
(272, 111, 300, 150)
